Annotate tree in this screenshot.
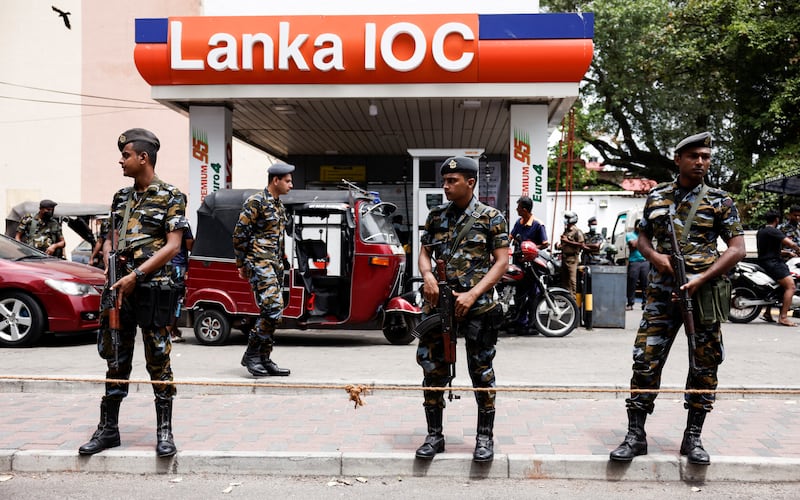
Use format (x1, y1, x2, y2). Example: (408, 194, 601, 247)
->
(541, 0, 800, 202)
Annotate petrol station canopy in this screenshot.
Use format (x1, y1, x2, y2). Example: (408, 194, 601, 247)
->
(133, 12, 595, 158)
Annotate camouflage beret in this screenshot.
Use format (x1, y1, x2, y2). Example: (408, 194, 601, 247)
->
(118, 128, 160, 152)
(675, 132, 713, 154)
(439, 156, 478, 176)
(39, 199, 57, 209)
(268, 163, 296, 176)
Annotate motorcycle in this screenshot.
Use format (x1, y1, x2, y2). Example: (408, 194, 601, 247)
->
(496, 241, 580, 337)
(729, 257, 800, 323)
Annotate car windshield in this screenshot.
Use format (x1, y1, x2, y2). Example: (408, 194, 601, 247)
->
(0, 235, 48, 260)
(358, 202, 400, 245)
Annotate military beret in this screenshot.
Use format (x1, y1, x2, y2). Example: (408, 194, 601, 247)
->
(268, 163, 296, 176)
(675, 132, 713, 154)
(588, 216, 597, 224)
(439, 156, 478, 176)
(118, 128, 160, 152)
(39, 199, 57, 209)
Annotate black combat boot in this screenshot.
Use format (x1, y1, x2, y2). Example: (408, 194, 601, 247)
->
(258, 318, 290, 376)
(473, 408, 495, 462)
(609, 409, 648, 462)
(415, 406, 445, 459)
(241, 336, 269, 377)
(680, 409, 710, 465)
(78, 397, 121, 455)
(155, 398, 177, 457)
(261, 357, 291, 376)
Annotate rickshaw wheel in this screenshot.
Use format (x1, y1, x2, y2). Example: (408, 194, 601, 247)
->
(193, 308, 231, 345)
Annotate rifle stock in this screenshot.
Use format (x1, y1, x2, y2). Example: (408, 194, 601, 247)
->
(666, 214, 698, 370)
(435, 259, 459, 401)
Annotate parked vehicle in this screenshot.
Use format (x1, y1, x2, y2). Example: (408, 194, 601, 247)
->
(0, 234, 105, 347)
(496, 241, 580, 337)
(729, 257, 800, 323)
(185, 186, 419, 345)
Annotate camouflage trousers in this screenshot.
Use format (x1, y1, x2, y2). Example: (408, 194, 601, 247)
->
(97, 291, 175, 402)
(248, 262, 284, 346)
(416, 312, 499, 409)
(627, 288, 724, 413)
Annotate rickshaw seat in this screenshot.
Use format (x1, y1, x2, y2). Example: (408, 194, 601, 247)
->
(299, 239, 328, 262)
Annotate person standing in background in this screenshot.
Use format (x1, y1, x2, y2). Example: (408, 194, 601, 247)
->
(15, 199, 65, 258)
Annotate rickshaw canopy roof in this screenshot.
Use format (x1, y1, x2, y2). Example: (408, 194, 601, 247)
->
(193, 188, 370, 259)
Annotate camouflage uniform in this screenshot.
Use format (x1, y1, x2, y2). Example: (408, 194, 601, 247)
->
(778, 220, 800, 249)
(629, 180, 743, 414)
(582, 230, 605, 264)
(417, 195, 509, 410)
(98, 177, 188, 402)
(559, 225, 584, 295)
(17, 214, 63, 256)
(232, 189, 287, 354)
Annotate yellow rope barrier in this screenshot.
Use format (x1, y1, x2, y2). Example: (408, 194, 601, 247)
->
(2, 374, 799, 409)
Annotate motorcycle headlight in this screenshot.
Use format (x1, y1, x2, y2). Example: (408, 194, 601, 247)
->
(45, 279, 101, 297)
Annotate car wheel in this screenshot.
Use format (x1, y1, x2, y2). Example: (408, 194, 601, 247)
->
(193, 309, 231, 345)
(0, 292, 45, 347)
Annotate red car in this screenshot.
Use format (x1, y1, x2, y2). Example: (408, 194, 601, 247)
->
(0, 234, 105, 347)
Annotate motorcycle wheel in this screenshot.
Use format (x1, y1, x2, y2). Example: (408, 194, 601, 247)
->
(532, 289, 579, 337)
(382, 313, 418, 345)
(729, 286, 762, 324)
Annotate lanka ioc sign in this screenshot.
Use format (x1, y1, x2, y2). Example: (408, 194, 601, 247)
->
(134, 13, 593, 85)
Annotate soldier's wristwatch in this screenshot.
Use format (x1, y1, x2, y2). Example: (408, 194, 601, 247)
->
(133, 268, 146, 283)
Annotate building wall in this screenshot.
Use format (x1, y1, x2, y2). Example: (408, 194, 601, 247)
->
(1, 0, 271, 253)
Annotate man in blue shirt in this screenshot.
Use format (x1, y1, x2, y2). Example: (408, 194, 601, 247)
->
(626, 221, 648, 310)
(510, 196, 548, 251)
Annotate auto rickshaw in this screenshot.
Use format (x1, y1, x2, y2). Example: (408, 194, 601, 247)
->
(184, 184, 421, 345)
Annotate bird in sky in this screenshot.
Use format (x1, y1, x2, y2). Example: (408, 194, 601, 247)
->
(51, 5, 72, 30)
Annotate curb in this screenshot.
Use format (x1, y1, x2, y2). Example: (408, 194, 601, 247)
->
(3, 449, 799, 482)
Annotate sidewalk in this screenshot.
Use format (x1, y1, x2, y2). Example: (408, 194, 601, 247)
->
(2, 312, 799, 481)
(1, 386, 799, 481)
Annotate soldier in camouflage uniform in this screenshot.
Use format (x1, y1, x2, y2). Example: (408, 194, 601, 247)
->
(15, 199, 65, 257)
(582, 216, 605, 265)
(232, 163, 294, 377)
(79, 128, 188, 458)
(415, 157, 509, 463)
(609, 132, 745, 466)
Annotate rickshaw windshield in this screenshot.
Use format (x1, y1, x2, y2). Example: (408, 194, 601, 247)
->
(359, 202, 399, 244)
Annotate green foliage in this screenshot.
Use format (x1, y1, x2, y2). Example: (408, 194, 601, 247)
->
(541, 0, 800, 203)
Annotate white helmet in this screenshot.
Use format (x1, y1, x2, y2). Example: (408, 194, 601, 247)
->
(563, 211, 578, 225)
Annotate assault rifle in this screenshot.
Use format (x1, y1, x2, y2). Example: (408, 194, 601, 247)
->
(436, 259, 459, 402)
(665, 211, 698, 371)
(106, 213, 121, 369)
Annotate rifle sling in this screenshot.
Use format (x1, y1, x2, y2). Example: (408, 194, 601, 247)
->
(678, 184, 709, 246)
(117, 189, 156, 253)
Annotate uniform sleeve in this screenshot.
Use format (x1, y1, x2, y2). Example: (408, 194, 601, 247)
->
(717, 195, 744, 242)
(164, 188, 188, 233)
(17, 216, 31, 235)
(232, 197, 257, 268)
(490, 212, 509, 250)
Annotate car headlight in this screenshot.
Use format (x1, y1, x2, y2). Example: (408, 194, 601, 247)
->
(44, 279, 101, 296)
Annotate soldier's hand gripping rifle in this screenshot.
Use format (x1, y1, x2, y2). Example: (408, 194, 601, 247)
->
(435, 259, 460, 401)
(106, 214, 121, 369)
(665, 211, 698, 371)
